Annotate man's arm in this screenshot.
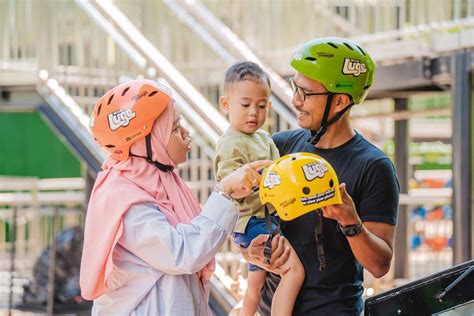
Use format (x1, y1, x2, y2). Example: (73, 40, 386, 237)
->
(346, 221, 394, 277)
(322, 183, 395, 278)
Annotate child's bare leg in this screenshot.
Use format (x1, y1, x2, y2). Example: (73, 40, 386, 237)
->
(271, 242, 305, 316)
(242, 269, 267, 316)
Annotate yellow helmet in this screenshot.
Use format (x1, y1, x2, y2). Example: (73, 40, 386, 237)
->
(259, 153, 342, 221)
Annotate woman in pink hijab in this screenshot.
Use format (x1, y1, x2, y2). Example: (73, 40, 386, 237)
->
(80, 79, 271, 315)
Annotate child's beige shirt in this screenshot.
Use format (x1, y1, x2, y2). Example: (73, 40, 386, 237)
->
(213, 128, 280, 233)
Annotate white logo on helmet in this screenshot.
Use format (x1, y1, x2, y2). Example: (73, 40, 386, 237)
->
(342, 58, 367, 77)
(302, 162, 328, 181)
(108, 109, 136, 131)
(300, 188, 336, 206)
(263, 171, 281, 189)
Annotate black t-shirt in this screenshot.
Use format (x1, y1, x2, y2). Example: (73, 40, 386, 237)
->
(258, 129, 400, 316)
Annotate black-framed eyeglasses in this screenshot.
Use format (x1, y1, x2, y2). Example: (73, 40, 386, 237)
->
(290, 78, 329, 101)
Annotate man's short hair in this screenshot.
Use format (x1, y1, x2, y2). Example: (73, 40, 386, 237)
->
(224, 61, 271, 92)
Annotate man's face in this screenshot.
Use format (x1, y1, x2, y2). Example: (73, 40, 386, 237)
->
(291, 73, 331, 131)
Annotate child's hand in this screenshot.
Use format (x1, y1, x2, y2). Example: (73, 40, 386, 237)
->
(251, 168, 267, 192)
(219, 160, 272, 199)
(239, 234, 291, 275)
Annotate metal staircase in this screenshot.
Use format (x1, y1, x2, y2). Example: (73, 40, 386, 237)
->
(163, 0, 298, 131)
(1, 0, 473, 314)
(37, 71, 105, 176)
(76, 0, 227, 141)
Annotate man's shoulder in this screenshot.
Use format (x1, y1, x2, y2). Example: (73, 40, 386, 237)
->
(345, 134, 396, 182)
(352, 133, 389, 161)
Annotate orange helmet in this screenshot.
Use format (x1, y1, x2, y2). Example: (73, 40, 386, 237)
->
(90, 79, 172, 160)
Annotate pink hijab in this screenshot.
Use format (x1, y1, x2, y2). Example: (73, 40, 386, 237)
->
(80, 101, 214, 300)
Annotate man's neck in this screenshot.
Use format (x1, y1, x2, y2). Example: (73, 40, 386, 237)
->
(313, 122, 355, 149)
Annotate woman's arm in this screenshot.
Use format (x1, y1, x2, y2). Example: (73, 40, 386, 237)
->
(121, 193, 237, 275)
(120, 160, 272, 274)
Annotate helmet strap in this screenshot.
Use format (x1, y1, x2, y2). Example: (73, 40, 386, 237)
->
(263, 205, 281, 265)
(129, 134, 174, 172)
(314, 208, 327, 271)
(308, 93, 354, 146)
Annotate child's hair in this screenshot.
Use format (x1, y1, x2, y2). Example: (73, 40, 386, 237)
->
(224, 61, 271, 93)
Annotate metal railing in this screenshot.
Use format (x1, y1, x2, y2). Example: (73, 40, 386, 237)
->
(76, 0, 223, 204)
(200, 0, 474, 72)
(1, 0, 471, 310)
(0, 177, 85, 312)
(164, 0, 298, 132)
(80, 0, 229, 137)
(37, 71, 106, 175)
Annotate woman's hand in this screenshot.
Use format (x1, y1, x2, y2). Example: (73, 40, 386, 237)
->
(219, 160, 271, 199)
(238, 234, 291, 275)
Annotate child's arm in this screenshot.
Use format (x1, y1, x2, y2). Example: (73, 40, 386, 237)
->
(213, 139, 249, 182)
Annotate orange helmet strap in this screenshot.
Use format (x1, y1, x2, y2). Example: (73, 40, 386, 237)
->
(129, 134, 174, 172)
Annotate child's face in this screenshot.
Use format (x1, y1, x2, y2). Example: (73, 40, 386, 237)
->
(220, 79, 271, 134)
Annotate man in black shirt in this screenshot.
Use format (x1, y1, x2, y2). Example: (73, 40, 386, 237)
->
(242, 37, 400, 315)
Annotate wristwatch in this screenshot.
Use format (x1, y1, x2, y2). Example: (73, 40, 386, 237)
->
(338, 221, 363, 237)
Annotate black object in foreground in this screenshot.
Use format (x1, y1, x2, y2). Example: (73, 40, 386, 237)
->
(365, 260, 474, 315)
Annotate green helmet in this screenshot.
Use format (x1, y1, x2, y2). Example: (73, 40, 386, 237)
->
(291, 37, 375, 104)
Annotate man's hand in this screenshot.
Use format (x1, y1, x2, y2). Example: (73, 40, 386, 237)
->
(238, 234, 291, 275)
(321, 183, 361, 226)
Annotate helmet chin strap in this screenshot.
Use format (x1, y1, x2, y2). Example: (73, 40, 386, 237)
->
(130, 134, 174, 172)
(307, 93, 354, 146)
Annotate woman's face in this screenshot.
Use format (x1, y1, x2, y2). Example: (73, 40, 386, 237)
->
(166, 108, 191, 166)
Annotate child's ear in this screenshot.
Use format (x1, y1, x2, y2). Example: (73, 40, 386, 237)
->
(219, 96, 230, 114)
(267, 100, 272, 108)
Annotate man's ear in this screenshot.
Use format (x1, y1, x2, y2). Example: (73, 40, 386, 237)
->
(219, 96, 230, 114)
(333, 94, 352, 113)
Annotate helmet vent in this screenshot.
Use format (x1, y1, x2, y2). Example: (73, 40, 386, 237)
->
(105, 144, 116, 148)
(329, 179, 334, 188)
(363, 85, 371, 90)
(107, 94, 115, 105)
(97, 104, 102, 116)
(121, 87, 130, 96)
(305, 57, 317, 62)
(356, 46, 366, 56)
(302, 187, 311, 195)
(343, 43, 354, 50)
(148, 90, 158, 97)
(327, 42, 338, 49)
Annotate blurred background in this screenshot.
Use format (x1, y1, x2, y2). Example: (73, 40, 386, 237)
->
(0, 0, 473, 315)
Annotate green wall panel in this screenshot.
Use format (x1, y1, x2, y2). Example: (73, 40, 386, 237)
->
(0, 112, 81, 178)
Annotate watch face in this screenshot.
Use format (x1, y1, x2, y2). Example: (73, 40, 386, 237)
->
(346, 227, 358, 236)
(340, 223, 362, 237)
